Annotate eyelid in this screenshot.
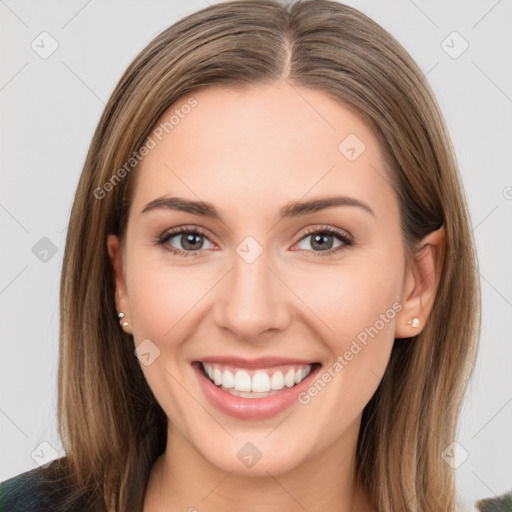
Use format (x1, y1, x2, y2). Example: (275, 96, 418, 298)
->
(290, 225, 354, 254)
(295, 224, 353, 243)
(159, 224, 218, 243)
(156, 224, 218, 252)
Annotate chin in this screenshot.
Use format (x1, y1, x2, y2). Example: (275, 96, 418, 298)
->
(195, 435, 312, 477)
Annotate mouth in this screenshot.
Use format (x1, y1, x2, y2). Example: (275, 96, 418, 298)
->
(192, 360, 322, 419)
(198, 360, 318, 397)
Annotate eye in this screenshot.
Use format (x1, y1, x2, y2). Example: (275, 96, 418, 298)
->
(155, 226, 215, 257)
(155, 224, 354, 258)
(293, 226, 353, 256)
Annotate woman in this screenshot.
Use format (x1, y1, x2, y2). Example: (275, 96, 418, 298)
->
(0, 0, 494, 510)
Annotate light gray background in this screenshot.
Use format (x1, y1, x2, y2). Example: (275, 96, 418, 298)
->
(1, 1, 511, 510)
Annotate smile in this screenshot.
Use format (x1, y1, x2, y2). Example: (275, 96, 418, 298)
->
(201, 362, 313, 397)
(192, 360, 321, 420)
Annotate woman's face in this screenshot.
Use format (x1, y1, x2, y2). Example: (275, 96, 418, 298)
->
(108, 80, 417, 476)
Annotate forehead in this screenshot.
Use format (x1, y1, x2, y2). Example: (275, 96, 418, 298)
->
(130, 81, 398, 223)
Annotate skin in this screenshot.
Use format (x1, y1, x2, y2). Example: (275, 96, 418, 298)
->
(107, 78, 444, 512)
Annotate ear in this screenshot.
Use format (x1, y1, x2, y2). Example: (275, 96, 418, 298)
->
(107, 234, 133, 335)
(395, 225, 445, 338)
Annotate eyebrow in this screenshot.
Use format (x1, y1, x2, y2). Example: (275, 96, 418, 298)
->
(140, 195, 375, 220)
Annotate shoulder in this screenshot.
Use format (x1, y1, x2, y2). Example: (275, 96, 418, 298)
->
(0, 458, 107, 512)
(474, 488, 512, 511)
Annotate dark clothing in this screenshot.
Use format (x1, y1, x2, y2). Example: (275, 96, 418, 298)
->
(0, 460, 107, 512)
(475, 491, 512, 511)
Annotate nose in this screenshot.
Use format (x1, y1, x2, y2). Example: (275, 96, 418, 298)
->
(213, 247, 291, 342)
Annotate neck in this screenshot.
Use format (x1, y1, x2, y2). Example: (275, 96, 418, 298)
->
(144, 418, 374, 512)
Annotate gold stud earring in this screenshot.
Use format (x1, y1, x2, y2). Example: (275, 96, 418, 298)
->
(408, 317, 420, 328)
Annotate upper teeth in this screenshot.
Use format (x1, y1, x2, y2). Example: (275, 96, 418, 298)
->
(201, 362, 312, 393)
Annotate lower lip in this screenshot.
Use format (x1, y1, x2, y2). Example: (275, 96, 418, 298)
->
(192, 362, 321, 420)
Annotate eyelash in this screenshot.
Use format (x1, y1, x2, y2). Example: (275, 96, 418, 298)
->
(154, 225, 354, 258)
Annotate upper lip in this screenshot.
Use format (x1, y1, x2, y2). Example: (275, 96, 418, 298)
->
(194, 356, 319, 369)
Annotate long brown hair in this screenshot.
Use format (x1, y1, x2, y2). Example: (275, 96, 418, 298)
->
(56, 1, 481, 510)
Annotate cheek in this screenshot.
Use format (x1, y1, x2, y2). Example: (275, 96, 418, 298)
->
(125, 249, 215, 343)
(291, 254, 403, 348)
(124, 251, 216, 429)
(292, 259, 402, 428)
(287, 256, 404, 415)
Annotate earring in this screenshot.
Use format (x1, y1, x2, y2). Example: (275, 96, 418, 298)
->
(408, 317, 420, 328)
(117, 312, 129, 328)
